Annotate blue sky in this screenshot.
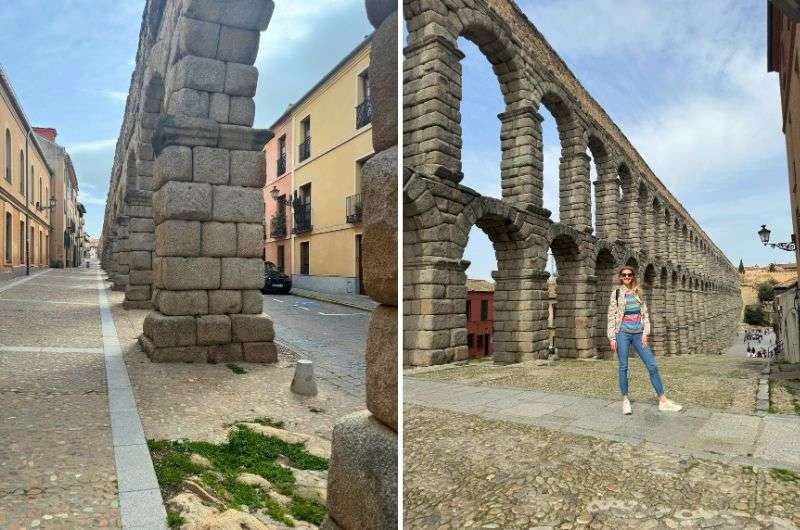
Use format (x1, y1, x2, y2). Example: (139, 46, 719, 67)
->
(458, 0, 792, 280)
(0, 0, 372, 240)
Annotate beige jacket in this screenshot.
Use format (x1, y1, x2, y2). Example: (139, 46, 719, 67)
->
(607, 287, 651, 340)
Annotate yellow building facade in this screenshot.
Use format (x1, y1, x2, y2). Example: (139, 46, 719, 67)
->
(287, 37, 374, 295)
(0, 68, 52, 278)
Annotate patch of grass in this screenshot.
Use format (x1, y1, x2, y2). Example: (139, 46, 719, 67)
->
(148, 425, 329, 526)
(770, 468, 800, 482)
(166, 511, 183, 529)
(226, 363, 247, 374)
(290, 497, 326, 525)
(251, 416, 286, 429)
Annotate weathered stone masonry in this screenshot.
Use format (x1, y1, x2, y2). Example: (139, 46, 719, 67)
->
(322, 1, 398, 529)
(101, 0, 278, 363)
(403, 0, 742, 366)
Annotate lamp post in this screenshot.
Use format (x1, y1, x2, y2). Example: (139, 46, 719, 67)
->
(36, 196, 57, 211)
(757, 224, 796, 252)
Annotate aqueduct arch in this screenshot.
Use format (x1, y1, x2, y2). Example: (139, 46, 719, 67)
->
(101, 0, 277, 362)
(403, 0, 742, 366)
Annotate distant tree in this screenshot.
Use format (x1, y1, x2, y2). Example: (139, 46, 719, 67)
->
(757, 282, 775, 302)
(768, 263, 776, 272)
(738, 259, 745, 274)
(744, 304, 765, 325)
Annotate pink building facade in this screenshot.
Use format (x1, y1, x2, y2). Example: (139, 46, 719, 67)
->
(263, 115, 293, 273)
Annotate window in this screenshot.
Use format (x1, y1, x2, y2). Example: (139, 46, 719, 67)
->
(276, 244, 285, 272)
(19, 220, 24, 263)
(277, 135, 287, 175)
(299, 116, 311, 162)
(30, 227, 34, 263)
(356, 69, 372, 128)
(481, 299, 489, 321)
(466, 300, 471, 320)
(18, 151, 24, 195)
(38, 177, 41, 206)
(4, 130, 10, 183)
(300, 241, 309, 275)
(467, 333, 474, 348)
(4, 213, 11, 262)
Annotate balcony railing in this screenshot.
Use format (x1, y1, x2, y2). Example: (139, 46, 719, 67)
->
(346, 193, 363, 224)
(270, 213, 287, 238)
(277, 154, 286, 176)
(356, 98, 372, 129)
(299, 137, 311, 162)
(293, 202, 312, 234)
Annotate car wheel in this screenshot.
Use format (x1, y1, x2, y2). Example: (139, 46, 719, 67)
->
(282, 288, 292, 295)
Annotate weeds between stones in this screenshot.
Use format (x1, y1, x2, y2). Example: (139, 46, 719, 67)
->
(225, 363, 247, 374)
(148, 424, 328, 525)
(770, 468, 800, 482)
(166, 511, 183, 529)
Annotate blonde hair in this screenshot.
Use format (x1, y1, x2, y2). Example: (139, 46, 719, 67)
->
(618, 266, 642, 296)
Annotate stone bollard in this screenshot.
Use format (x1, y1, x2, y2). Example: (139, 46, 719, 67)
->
(290, 359, 318, 396)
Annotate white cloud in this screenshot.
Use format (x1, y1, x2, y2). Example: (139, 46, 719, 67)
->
(78, 189, 105, 206)
(97, 89, 128, 102)
(66, 138, 116, 154)
(257, 0, 366, 64)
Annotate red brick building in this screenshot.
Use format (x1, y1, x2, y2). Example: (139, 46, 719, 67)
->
(466, 279, 494, 357)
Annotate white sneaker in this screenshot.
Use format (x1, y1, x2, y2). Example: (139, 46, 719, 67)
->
(622, 399, 632, 415)
(659, 399, 683, 412)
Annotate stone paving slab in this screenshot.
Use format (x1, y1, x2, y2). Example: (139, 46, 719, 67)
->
(0, 351, 106, 393)
(404, 404, 800, 529)
(404, 378, 800, 473)
(0, 269, 123, 529)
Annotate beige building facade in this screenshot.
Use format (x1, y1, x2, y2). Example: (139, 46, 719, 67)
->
(0, 67, 53, 279)
(34, 128, 84, 267)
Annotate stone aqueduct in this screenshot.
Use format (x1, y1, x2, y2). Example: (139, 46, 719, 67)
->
(403, 0, 742, 366)
(101, 0, 278, 362)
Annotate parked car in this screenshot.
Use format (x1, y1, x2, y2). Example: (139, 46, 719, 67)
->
(262, 261, 292, 294)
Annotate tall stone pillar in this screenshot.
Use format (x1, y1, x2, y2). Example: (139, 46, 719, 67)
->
(493, 269, 550, 362)
(112, 216, 130, 291)
(594, 164, 620, 241)
(666, 281, 679, 355)
(624, 179, 642, 252)
(500, 107, 543, 209)
(678, 285, 689, 354)
(560, 152, 592, 233)
(323, 3, 397, 527)
(403, 21, 464, 182)
(651, 280, 666, 355)
(554, 274, 595, 358)
(139, 0, 277, 364)
(124, 191, 155, 309)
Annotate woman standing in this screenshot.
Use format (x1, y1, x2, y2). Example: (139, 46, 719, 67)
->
(607, 266, 683, 415)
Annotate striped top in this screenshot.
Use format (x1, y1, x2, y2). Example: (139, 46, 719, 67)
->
(621, 292, 643, 333)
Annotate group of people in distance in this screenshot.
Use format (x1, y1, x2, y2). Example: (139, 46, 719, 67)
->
(744, 328, 774, 359)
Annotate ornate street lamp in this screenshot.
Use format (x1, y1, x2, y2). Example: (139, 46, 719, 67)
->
(269, 186, 290, 206)
(758, 224, 796, 252)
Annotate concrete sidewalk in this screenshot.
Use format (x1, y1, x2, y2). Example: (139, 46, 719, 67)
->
(0, 267, 166, 529)
(405, 377, 800, 472)
(291, 286, 378, 312)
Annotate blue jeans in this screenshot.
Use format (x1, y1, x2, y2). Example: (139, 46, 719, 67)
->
(616, 331, 664, 397)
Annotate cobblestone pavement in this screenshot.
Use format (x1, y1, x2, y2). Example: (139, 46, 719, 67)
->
(409, 350, 764, 413)
(262, 293, 370, 399)
(110, 290, 364, 444)
(771, 363, 800, 415)
(404, 405, 800, 530)
(0, 268, 122, 530)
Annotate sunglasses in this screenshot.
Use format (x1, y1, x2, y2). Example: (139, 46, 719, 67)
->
(620, 273, 634, 278)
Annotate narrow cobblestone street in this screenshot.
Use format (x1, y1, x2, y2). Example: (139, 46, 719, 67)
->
(0, 267, 122, 529)
(0, 267, 367, 529)
(404, 347, 800, 529)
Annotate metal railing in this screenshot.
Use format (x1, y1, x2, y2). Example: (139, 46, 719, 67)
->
(298, 137, 311, 162)
(270, 213, 287, 238)
(293, 202, 312, 234)
(276, 154, 286, 176)
(356, 98, 372, 129)
(346, 193, 362, 224)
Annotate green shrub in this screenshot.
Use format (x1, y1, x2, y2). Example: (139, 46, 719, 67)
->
(744, 304, 765, 325)
(757, 282, 775, 302)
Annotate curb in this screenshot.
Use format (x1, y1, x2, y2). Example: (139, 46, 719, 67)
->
(291, 289, 376, 312)
(756, 361, 771, 416)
